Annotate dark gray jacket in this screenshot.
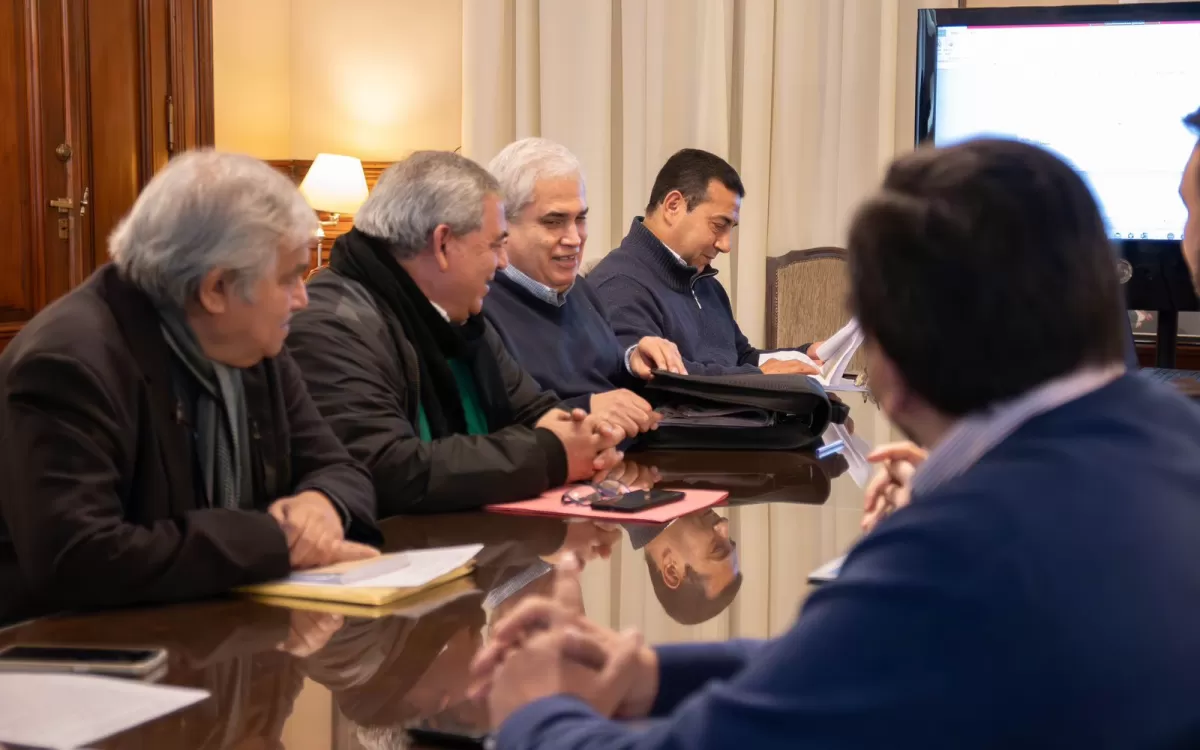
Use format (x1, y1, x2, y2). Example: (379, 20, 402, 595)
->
(287, 268, 568, 516)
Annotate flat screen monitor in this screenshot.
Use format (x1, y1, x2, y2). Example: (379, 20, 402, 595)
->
(914, 2, 1200, 366)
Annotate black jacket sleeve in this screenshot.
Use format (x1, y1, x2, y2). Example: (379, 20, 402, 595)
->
(288, 298, 568, 517)
(0, 353, 292, 610)
(278, 349, 382, 546)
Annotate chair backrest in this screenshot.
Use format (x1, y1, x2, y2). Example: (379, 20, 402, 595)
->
(765, 247, 863, 373)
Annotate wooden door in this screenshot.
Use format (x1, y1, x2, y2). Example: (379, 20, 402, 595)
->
(0, 0, 84, 352)
(74, 0, 215, 275)
(0, 0, 214, 353)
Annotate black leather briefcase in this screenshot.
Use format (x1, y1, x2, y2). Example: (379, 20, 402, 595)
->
(635, 372, 849, 451)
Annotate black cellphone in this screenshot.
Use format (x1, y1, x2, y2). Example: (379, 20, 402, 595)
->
(405, 724, 490, 749)
(590, 489, 686, 513)
(0, 644, 168, 676)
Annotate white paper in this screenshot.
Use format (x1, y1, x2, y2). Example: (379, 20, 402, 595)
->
(807, 554, 845, 584)
(0, 673, 208, 749)
(283, 544, 483, 590)
(821, 423, 873, 488)
(760, 318, 863, 388)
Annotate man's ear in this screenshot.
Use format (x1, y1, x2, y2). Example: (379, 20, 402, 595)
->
(660, 550, 684, 589)
(431, 224, 453, 272)
(864, 337, 909, 416)
(661, 190, 687, 225)
(196, 268, 230, 314)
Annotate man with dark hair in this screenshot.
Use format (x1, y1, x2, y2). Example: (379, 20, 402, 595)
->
(1181, 106, 1200, 293)
(589, 149, 820, 376)
(470, 139, 1200, 749)
(634, 509, 741, 626)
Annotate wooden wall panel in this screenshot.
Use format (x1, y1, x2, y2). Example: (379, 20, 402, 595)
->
(84, 0, 146, 270)
(0, 0, 37, 351)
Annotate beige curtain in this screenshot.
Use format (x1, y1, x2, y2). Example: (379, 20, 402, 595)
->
(463, 0, 952, 641)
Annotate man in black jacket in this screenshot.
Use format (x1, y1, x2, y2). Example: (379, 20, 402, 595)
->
(0, 151, 381, 626)
(287, 151, 624, 516)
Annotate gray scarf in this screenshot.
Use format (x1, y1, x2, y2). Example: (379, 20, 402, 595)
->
(159, 311, 251, 510)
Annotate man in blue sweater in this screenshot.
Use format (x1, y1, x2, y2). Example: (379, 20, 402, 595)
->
(484, 138, 686, 438)
(589, 148, 822, 376)
(470, 138, 1200, 749)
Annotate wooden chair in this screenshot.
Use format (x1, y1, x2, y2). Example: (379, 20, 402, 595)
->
(765, 247, 863, 373)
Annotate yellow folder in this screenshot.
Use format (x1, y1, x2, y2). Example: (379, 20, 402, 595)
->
(245, 571, 481, 619)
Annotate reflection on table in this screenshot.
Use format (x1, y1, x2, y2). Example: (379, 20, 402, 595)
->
(0, 425, 878, 749)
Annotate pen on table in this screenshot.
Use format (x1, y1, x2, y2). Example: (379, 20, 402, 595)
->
(816, 440, 846, 459)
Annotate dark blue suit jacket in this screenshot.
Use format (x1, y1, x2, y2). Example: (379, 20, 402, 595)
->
(498, 374, 1200, 749)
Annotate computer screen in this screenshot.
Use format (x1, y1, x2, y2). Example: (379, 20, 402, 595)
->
(915, 4, 1200, 243)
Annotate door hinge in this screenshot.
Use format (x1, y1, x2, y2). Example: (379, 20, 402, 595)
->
(166, 95, 175, 155)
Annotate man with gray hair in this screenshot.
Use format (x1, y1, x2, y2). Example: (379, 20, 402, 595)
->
(0, 150, 381, 626)
(484, 138, 685, 439)
(288, 150, 623, 515)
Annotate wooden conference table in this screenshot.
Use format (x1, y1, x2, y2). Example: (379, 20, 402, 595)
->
(0, 400, 878, 749)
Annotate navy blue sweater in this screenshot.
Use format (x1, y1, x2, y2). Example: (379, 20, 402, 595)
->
(498, 374, 1200, 749)
(589, 219, 765, 376)
(484, 273, 635, 411)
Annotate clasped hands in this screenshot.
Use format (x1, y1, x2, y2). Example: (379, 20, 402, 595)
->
(468, 554, 660, 728)
(267, 491, 379, 570)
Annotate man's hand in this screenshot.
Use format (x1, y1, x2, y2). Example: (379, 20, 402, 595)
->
(278, 611, 345, 658)
(488, 626, 648, 727)
(861, 441, 928, 533)
(268, 491, 380, 570)
(544, 521, 623, 566)
(537, 410, 626, 481)
(759, 358, 820, 375)
(629, 337, 687, 379)
(470, 555, 660, 721)
(590, 389, 660, 436)
(603, 459, 661, 490)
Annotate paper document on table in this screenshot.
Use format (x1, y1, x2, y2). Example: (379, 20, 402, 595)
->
(807, 554, 845, 584)
(285, 545, 483, 589)
(822, 422, 873, 487)
(238, 544, 482, 607)
(760, 318, 864, 388)
(0, 672, 208, 749)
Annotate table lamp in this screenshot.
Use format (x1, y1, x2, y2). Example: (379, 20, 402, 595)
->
(298, 153, 369, 267)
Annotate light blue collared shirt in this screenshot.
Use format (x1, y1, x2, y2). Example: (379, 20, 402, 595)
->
(910, 364, 1126, 496)
(501, 265, 571, 307)
(499, 264, 640, 377)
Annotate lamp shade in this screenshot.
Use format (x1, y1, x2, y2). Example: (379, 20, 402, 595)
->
(298, 153, 369, 215)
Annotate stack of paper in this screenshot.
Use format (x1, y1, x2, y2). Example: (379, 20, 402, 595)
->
(759, 318, 865, 391)
(0, 673, 208, 749)
(237, 544, 483, 607)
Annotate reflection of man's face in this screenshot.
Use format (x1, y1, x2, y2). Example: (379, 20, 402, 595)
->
(646, 509, 738, 596)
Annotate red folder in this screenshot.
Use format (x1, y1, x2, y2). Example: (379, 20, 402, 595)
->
(485, 487, 728, 523)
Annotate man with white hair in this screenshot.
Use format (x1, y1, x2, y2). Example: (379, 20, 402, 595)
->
(0, 150, 382, 626)
(483, 138, 685, 438)
(288, 150, 624, 515)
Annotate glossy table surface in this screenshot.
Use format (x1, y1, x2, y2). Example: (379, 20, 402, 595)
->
(0, 396, 887, 749)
